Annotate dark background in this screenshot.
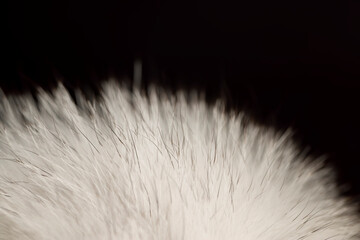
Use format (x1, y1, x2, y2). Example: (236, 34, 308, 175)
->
(4, 0, 360, 207)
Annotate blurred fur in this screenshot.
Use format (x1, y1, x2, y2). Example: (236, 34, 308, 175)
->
(0, 81, 359, 239)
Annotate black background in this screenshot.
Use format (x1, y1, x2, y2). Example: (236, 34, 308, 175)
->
(4, 0, 360, 207)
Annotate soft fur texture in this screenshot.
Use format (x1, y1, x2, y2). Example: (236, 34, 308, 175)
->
(0, 81, 359, 239)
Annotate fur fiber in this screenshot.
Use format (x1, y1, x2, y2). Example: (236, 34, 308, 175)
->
(0, 81, 359, 239)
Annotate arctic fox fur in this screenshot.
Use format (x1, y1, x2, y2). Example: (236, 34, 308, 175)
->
(0, 81, 359, 239)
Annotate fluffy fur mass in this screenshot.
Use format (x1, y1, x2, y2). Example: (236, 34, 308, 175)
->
(0, 82, 359, 239)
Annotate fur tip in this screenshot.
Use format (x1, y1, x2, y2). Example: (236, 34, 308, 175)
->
(0, 81, 359, 239)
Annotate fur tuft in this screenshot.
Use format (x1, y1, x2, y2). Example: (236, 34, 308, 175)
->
(0, 81, 359, 239)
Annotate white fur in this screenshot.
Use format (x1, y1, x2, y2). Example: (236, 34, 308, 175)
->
(0, 81, 359, 239)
